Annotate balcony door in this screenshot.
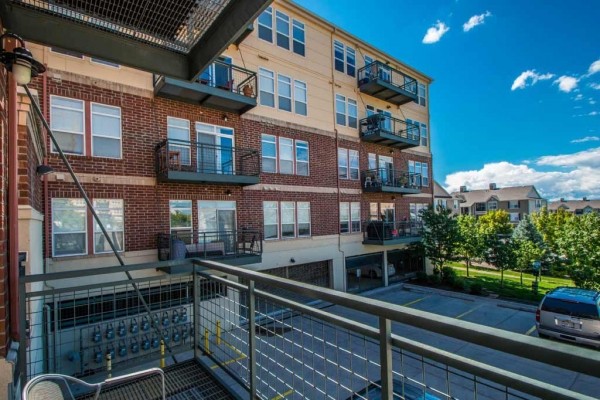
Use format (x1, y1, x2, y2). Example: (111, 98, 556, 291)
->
(198, 201, 237, 253)
(199, 56, 232, 90)
(366, 105, 391, 132)
(196, 123, 234, 175)
(378, 155, 393, 185)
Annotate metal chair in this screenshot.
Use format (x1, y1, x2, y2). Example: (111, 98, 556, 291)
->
(23, 368, 166, 400)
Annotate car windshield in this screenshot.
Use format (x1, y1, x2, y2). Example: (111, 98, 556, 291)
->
(352, 380, 439, 400)
(542, 298, 600, 319)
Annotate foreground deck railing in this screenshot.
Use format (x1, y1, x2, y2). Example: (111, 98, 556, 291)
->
(18, 260, 599, 400)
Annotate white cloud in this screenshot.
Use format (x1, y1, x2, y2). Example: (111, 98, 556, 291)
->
(463, 11, 492, 32)
(589, 111, 599, 116)
(553, 75, 579, 93)
(511, 70, 554, 91)
(588, 59, 600, 76)
(590, 83, 600, 90)
(591, 99, 597, 105)
(537, 147, 600, 168)
(445, 150, 600, 200)
(570, 136, 600, 144)
(574, 93, 584, 100)
(422, 21, 450, 44)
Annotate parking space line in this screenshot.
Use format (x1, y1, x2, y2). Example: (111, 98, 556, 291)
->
(455, 304, 484, 320)
(271, 389, 294, 400)
(401, 296, 429, 307)
(525, 325, 537, 336)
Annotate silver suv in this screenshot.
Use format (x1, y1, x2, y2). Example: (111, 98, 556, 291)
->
(536, 287, 600, 348)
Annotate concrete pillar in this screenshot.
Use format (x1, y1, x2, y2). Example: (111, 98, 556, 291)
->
(382, 251, 389, 287)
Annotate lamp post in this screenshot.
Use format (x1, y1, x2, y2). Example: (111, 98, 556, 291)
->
(0, 33, 46, 85)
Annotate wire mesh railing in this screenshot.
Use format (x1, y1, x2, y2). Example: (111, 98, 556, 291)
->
(358, 61, 418, 95)
(18, 260, 599, 400)
(359, 114, 420, 143)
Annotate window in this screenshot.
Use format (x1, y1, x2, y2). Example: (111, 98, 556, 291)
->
(335, 95, 357, 128)
(278, 74, 292, 112)
(264, 201, 279, 240)
(91, 58, 120, 68)
(167, 117, 191, 165)
(535, 199, 542, 208)
(94, 199, 124, 254)
(408, 160, 428, 187)
(418, 83, 427, 106)
(340, 202, 361, 233)
(410, 203, 428, 221)
(170, 200, 192, 234)
(51, 96, 85, 155)
(258, 6, 273, 42)
(275, 11, 290, 50)
(475, 203, 486, 212)
(91, 103, 121, 158)
(51, 47, 84, 59)
(292, 19, 305, 56)
(422, 162, 429, 187)
(510, 212, 520, 222)
(259, 68, 275, 107)
(52, 198, 87, 257)
(333, 40, 355, 77)
(298, 202, 311, 236)
(261, 134, 277, 173)
(296, 141, 309, 176)
(453, 200, 460, 210)
(488, 201, 498, 211)
(420, 123, 428, 147)
(279, 137, 294, 174)
(338, 148, 359, 179)
(281, 201, 296, 238)
(294, 80, 307, 116)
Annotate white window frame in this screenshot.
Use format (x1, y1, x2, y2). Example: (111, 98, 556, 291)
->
(350, 202, 361, 233)
(292, 19, 305, 56)
(422, 162, 429, 187)
(279, 137, 294, 174)
(346, 46, 356, 77)
(259, 68, 275, 108)
(50, 47, 84, 59)
(340, 202, 350, 233)
(50, 95, 85, 155)
(420, 123, 428, 147)
(275, 10, 290, 50)
(333, 40, 356, 77)
(295, 140, 309, 176)
(510, 212, 520, 222)
(294, 80, 307, 116)
(257, 6, 273, 43)
(347, 98, 358, 128)
(91, 102, 122, 159)
(277, 74, 292, 112)
(338, 148, 359, 180)
(90, 58, 120, 68)
(167, 117, 191, 166)
(52, 198, 87, 257)
(487, 201, 498, 211)
(475, 203, 487, 213)
(93, 199, 124, 254)
(334, 40, 345, 73)
(418, 83, 427, 106)
(281, 201, 296, 238)
(261, 134, 277, 173)
(335, 94, 346, 126)
(297, 202, 311, 237)
(169, 200, 193, 234)
(263, 201, 279, 240)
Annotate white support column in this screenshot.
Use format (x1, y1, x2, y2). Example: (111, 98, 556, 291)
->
(383, 250, 389, 287)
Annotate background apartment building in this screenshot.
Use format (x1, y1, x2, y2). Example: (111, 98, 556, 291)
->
(452, 184, 546, 223)
(548, 198, 600, 214)
(24, 0, 433, 295)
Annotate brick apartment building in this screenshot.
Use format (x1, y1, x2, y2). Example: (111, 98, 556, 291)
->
(23, 0, 433, 295)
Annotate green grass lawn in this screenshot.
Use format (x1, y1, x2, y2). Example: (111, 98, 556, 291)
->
(447, 262, 574, 303)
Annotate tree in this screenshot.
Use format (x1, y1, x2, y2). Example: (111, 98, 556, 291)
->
(456, 215, 483, 277)
(531, 207, 573, 274)
(557, 212, 600, 290)
(512, 215, 546, 285)
(420, 205, 460, 273)
(478, 210, 515, 286)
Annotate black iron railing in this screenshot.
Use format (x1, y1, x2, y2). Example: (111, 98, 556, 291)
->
(153, 60, 258, 99)
(157, 229, 262, 261)
(155, 139, 259, 178)
(361, 168, 422, 190)
(363, 220, 423, 242)
(358, 61, 417, 95)
(359, 114, 420, 142)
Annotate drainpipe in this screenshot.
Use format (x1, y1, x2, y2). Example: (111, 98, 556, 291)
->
(42, 69, 50, 269)
(7, 37, 20, 340)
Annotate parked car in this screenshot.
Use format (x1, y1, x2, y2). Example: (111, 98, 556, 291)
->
(346, 379, 440, 400)
(536, 287, 600, 348)
(361, 264, 396, 279)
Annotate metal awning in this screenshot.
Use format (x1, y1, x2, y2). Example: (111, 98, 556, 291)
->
(0, 0, 271, 80)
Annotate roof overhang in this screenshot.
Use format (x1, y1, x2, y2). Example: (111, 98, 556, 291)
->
(0, 0, 271, 80)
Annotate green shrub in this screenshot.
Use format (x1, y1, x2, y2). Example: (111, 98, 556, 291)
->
(470, 282, 483, 295)
(415, 271, 428, 282)
(452, 277, 466, 291)
(441, 266, 457, 284)
(428, 273, 441, 285)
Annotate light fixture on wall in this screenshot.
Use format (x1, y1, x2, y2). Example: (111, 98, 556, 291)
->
(391, 196, 396, 201)
(389, 149, 394, 154)
(0, 33, 46, 85)
(225, 189, 232, 197)
(386, 105, 391, 109)
(36, 165, 54, 176)
(222, 114, 228, 122)
(290, 258, 296, 263)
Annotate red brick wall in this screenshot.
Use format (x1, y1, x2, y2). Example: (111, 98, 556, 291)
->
(0, 51, 8, 356)
(17, 123, 44, 212)
(34, 77, 432, 261)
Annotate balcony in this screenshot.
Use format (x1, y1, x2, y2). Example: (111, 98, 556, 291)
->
(157, 229, 262, 270)
(359, 114, 420, 149)
(155, 139, 260, 185)
(363, 220, 423, 245)
(362, 168, 422, 194)
(357, 61, 418, 105)
(154, 60, 258, 114)
(18, 259, 597, 400)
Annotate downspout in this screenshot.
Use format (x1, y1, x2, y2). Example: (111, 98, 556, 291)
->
(42, 69, 51, 271)
(7, 37, 20, 340)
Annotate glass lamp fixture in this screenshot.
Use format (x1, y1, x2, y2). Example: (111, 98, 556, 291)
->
(0, 33, 46, 85)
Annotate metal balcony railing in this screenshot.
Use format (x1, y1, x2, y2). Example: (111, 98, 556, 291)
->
(363, 220, 424, 242)
(18, 260, 599, 400)
(361, 168, 422, 192)
(359, 114, 420, 143)
(155, 139, 260, 180)
(157, 229, 262, 262)
(358, 61, 418, 95)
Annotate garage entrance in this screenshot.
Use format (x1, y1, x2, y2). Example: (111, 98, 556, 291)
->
(388, 248, 424, 284)
(345, 253, 384, 292)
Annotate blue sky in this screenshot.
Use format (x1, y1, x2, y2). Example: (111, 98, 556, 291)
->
(295, 0, 600, 200)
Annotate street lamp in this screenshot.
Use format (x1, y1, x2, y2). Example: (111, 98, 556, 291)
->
(0, 33, 46, 85)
